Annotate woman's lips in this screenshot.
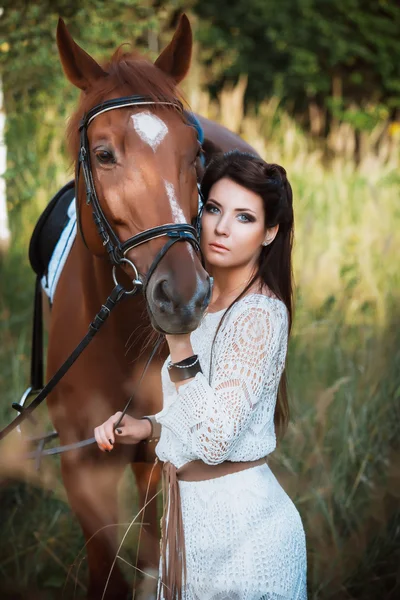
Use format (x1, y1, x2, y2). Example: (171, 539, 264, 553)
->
(209, 242, 229, 252)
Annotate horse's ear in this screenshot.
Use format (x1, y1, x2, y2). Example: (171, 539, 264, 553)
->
(154, 14, 192, 84)
(56, 18, 107, 91)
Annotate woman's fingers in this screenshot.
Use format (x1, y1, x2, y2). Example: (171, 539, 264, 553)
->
(94, 425, 110, 452)
(111, 412, 125, 433)
(103, 420, 115, 446)
(94, 426, 103, 451)
(95, 412, 123, 451)
(96, 416, 120, 451)
(94, 413, 142, 451)
(112, 413, 131, 438)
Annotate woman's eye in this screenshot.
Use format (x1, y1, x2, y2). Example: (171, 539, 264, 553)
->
(237, 213, 255, 223)
(95, 150, 115, 164)
(205, 204, 220, 214)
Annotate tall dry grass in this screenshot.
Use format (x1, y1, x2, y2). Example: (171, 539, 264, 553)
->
(183, 79, 400, 598)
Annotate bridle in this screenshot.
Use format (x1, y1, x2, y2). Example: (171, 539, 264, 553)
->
(77, 93, 201, 295)
(0, 94, 205, 455)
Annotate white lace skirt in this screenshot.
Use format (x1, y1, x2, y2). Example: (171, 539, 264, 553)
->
(159, 461, 307, 600)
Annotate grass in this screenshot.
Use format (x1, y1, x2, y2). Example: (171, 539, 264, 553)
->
(0, 89, 399, 598)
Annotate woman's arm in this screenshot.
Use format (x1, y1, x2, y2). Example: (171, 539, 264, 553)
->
(94, 412, 152, 452)
(165, 333, 197, 389)
(156, 302, 288, 465)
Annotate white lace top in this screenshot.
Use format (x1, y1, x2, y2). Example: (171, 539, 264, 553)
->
(155, 294, 289, 469)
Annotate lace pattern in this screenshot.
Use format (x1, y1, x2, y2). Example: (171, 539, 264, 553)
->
(155, 294, 307, 599)
(156, 295, 288, 468)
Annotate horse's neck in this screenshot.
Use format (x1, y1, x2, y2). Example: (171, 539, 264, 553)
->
(76, 236, 112, 304)
(196, 114, 260, 157)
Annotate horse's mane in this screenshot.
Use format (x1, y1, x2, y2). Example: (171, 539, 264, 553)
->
(67, 45, 186, 159)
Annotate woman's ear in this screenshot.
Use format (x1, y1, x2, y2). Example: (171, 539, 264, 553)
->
(263, 224, 279, 246)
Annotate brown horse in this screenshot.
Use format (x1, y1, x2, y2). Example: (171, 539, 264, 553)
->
(48, 14, 257, 600)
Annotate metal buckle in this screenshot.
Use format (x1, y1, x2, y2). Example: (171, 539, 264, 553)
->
(12, 387, 40, 433)
(112, 257, 142, 295)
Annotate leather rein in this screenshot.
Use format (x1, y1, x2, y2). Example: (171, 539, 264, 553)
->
(0, 94, 202, 460)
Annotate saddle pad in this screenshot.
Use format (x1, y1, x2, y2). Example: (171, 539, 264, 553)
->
(41, 196, 77, 303)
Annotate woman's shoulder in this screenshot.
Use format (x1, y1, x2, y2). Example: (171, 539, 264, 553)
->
(233, 292, 288, 317)
(223, 293, 289, 332)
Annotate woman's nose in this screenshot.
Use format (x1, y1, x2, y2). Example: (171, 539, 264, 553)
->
(215, 217, 229, 236)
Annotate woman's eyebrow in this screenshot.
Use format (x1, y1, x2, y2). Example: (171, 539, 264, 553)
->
(208, 198, 256, 214)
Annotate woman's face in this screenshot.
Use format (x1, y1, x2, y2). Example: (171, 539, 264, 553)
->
(200, 177, 278, 271)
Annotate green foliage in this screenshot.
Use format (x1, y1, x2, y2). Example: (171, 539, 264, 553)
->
(193, 0, 400, 118)
(0, 0, 166, 110)
(1, 0, 399, 134)
(0, 0, 183, 222)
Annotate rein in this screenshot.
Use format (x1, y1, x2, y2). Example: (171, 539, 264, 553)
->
(0, 284, 127, 442)
(0, 93, 203, 460)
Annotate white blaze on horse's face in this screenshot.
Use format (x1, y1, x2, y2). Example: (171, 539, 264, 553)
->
(164, 181, 186, 224)
(131, 111, 168, 152)
(131, 110, 187, 226)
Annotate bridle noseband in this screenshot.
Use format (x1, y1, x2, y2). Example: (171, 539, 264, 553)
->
(77, 94, 201, 294)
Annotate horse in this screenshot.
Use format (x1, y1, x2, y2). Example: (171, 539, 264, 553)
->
(44, 14, 257, 599)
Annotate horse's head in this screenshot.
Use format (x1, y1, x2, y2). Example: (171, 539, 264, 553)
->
(56, 15, 210, 334)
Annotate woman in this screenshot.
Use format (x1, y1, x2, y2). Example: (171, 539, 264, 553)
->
(95, 151, 307, 599)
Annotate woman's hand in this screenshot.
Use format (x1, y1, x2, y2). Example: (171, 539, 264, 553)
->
(94, 412, 151, 452)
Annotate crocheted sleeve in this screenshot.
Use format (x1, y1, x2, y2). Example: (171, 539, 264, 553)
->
(156, 302, 288, 465)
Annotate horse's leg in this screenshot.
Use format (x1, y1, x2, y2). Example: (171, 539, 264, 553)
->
(61, 448, 131, 600)
(130, 460, 161, 598)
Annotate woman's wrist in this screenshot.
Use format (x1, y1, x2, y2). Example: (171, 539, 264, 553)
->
(140, 415, 161, 440)
(139, 417, 152, 439)
(166, 333, 193, 363)
(167, 355, 202, 383)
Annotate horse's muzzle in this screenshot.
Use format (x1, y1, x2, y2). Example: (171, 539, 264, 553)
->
(147, 273, 212, 334)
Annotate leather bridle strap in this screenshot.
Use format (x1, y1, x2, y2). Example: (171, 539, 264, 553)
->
(141, 227, 200, 294)
(22, 335, 164, 460)
(0, 284, 127, 442)
(76, 94, 197, 267)
(83, 96, 183, 128)
(120, 223, 199, 255)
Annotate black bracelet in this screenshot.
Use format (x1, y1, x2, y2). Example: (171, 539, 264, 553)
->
(167, 354, 202, 383)
(167, 354, 198, 370)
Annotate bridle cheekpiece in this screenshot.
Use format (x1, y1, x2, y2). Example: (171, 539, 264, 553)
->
(76, 94, 201, 295)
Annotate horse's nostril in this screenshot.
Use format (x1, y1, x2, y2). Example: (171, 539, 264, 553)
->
(155, 279, 172, 306)
(153, 275, 211, 314)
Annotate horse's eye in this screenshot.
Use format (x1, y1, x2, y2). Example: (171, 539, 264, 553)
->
(95, 150, 115, 165)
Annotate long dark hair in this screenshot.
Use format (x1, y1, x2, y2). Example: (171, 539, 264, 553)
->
(200, 150, 294, 437)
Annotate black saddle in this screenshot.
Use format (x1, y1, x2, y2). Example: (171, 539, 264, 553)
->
(29, 180, 75, 279)
(27, 180, 75, 392)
